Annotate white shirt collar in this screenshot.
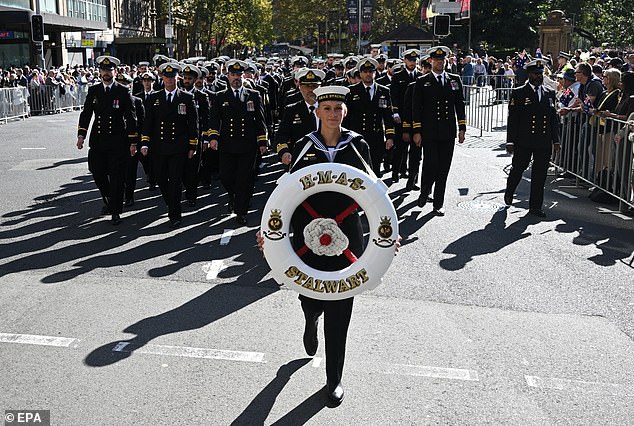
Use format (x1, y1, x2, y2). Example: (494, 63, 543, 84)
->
(165, 88, 177, 98)
(103, 82, 114, 90)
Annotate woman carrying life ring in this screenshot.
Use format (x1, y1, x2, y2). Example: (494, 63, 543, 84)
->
(258, 85, 399, 405)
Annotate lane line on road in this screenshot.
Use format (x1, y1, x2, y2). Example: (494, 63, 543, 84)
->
(0, 333, 78, 348)
(552, 189, 577, 199)
(312, 357, 322, 368)
(522, 177, 532, 183)
(112, 342, 265, 363)
(203, 260, 226, 280)
(598, 208, 633, 221)
(383, 364, 479, 382)
(21, 147, 47, 150)
(220, 229, 234, 245)
(525, 375, 634, 396)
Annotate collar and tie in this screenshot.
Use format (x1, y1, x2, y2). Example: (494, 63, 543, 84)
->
(308, 105, 316, 129)
(533, 85, 542, 101)
(234, 89, 240, 100)
(105, 85, 111, 94)
(167, 92, 172, 104)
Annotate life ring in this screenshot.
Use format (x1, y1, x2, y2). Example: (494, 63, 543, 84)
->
(260, 163, 398, 301)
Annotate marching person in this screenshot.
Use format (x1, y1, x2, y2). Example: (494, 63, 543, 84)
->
(412, 46, 466, 216)
(343, 57, 395, 176)
(141, 62, 199, 228)
(135, 71, 158, 189)
(258, 85, 373, 405)
(180, 64, 210, 207)
(76, 55, 137, 225)
(275, 68, 324, 166)
(504, 59, 560, 217)
(208, 59, 268, 226)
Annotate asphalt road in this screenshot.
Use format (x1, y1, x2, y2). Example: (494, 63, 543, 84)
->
(0, 112, 633, 425)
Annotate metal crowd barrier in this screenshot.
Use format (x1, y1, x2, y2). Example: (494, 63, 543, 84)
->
(0, 87, 30, 124)
(554, 111, 633, 211)
(28, 84, 87, 115)
(463, 84, 513, 136)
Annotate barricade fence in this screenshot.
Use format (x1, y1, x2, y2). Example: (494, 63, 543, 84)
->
(463, 84, 513, 135)
(554, 111, 633, 211)
(0, 87, 29, 123)
(28, 84, 88, 115)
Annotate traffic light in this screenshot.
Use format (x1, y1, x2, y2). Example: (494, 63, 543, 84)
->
(434, 15, 450, 37)
(31, 14, 44, 42)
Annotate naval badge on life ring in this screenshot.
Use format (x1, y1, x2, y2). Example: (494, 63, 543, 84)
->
(260, 163, 398, 301)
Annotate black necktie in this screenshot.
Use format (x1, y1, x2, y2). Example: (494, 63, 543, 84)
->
(410, 72, 415, 82)
(105, 86, 110, 94)
(535, 86, 541, 101)
(366, 86, 371, 99)
(308, 105, 316, 129)
(235, 89, 240, 100)
(437, 75, 443, 85)
(167, 92, 172, 104)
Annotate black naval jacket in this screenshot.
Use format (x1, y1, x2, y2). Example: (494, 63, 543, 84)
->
(390, 68, 420, 117)
(507, 83, 559, 149)
(141, 89, 199, 156)
(275, 99, 317, 160)
(344, 82, 395, 141)
(289, 130, 372, 271)
(412, 72, 467, 140)
(186, 88, 210, 142)
(208, 86, 268, 154)
(77, 81, 137, 150)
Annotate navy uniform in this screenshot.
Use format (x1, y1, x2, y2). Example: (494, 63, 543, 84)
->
(289, 85, 372, 405)
(152, 54, 170, 91)
(199, 61, 226, 187)
(141, 63, 199, 227)
(412, 46, 466, 215)
(274, 68, 324, 165)
(115, 72, 145, 207)
(504, 59, 560, 217)
(208, 59, 268, 225)
(180, 64, 209, 206)
(132, 61, 150, 95)
(76, 56, 137, 225)
(391, 49, 422, 181)
(135, 72, 158, 189)
(343, 57, 395, 176)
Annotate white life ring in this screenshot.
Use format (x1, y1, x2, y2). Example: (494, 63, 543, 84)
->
(260, 163, 398, 300)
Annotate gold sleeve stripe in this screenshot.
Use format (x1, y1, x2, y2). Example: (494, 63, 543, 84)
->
(209, 130, 220, 136)
(257, 135, 267, 141)
(402, 122, 411, 128)
(128, 133, 138, 138)
(189, 139, 198, 145)
(141, 136, 150, 141)
(385, 128, 395, 135)
(78, 127, 87, 131)
(458, 120, 467, 125)
(276, 143, 288, 153)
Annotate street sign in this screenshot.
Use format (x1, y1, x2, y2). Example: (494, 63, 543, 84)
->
(164, 24, 173, 39)
(433, 2, 462, 14)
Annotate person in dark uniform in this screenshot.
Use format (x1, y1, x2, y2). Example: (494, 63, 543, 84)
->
(275, 68, 324, 167)
(199, 61, 226, 187)
(132, 61, 150, 95)
(135, 72, 157, 190)
(76, 55, 137, 225)
(141, 62, 199, 228)
(343, 57, 395, 176)
(391, 49, 421, 182)
(412, 46, 466, 216)
(279, 56, 309, 113)
(179, 64, 209, 207)
(504, 59, 560, 217)
(208, 59, 268, 226)
(152, 54, 170, 91)
(115, 72, 145, 207)
(258, 85, 373, 405)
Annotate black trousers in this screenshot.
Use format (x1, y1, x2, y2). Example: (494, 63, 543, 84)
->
(183, 149, 201, 202)
(153, 153, 186, 220)
(505, 146, 551, 210)
(124, 151, 140, 201)
(420, 139, 455, 209)
(391, 128, 409, 178)
(366, 136, 385, 177)
(88, 147, 127, 215)
(300, 295, 354, 385)
(219, 150, 257, 215)
(139, 150, 154, 185)
(407, 142, 423, 185)
(200, 149, 219, 185)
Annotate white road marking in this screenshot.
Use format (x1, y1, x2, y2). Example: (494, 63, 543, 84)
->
(383, 364, 479, 382)
(552, 189, 577, 199)
(612, 213, 632, 221)
(598, 208, 633, 221)
(0, 332, 78, 348)
(312, 357, 322, 368)
(112, 342, 265, 363)
(522, 177, 532, 183)
(525, 375, 634, 396)
(202, 260, 226, 280)
(21, 147, 47, 150)
(220, 229, 234, 245)
(549, 201, 558, 209)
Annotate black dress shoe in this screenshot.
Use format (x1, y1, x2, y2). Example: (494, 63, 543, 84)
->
(504, 193, 513, 206)
(100, 205, 110, 215)
(529, 209, 546, 218)
(124, 199, 134, 207)
(433, 207, 445, 216)
(327, 381, 344, 405)
(235, 214, 247, 225)
(111, 214, 121, 225)
(187, 199, 196, 207)
(303, 316, 319, 356)
(227, 197, 235, 214)
(169, 219, 182, 228)
(400, 172, 408, 178)
(392, 174, 400, 184)
(405, 182, 420, 191)
(417, 194, 428, 208)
